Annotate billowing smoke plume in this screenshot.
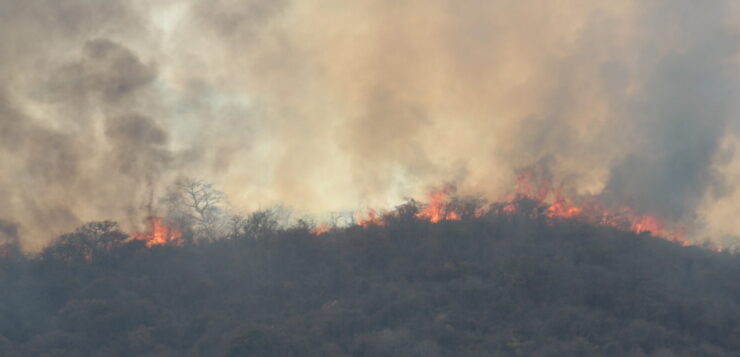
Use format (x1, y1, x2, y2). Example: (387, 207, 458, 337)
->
(2, 0, 740, 249)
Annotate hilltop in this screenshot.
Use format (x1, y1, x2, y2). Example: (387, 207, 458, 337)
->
(0, 202, 738, 356)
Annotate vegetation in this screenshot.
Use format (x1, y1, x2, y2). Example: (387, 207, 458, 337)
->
(0, 199, 738, 356)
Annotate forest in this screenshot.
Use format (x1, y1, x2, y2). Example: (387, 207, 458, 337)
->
(0, 198, 739, 356)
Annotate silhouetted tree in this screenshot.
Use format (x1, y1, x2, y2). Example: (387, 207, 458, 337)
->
(41, 221, 126, 264)
(162, 178, 228, 240)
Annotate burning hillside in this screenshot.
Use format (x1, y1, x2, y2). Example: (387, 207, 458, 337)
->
(1, 195, 738, 356)
(309, 172, 690, 248)
(3, 0, 740, 355)
(131, 217, 183, 247)
(2, 0, 740, 252)
(504, 169, 689, 245)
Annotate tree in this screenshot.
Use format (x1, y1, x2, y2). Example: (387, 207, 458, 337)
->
(231, 207, 287, 240)
(162, 178, 228, 240)
(244, 210, 278, 239)
(41, 221, 127, 264)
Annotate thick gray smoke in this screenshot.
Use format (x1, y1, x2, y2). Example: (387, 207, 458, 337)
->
(603, 1, 738, 224)
(1, 0, 740, 249)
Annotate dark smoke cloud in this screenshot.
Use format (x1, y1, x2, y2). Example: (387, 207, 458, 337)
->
(605, 0, 739, 223)
(2, 0, 740, 248)
(0, 2, 181, 249)
(47, 38, 157, 108)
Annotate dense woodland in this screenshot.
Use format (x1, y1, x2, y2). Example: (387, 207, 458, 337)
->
(0, 198, 739, 356)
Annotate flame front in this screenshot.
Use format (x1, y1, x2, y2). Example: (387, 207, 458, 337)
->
(311, 222, 330, 235)
(308, 171, 690, 246)
(508, 170, 689, 245)
(132, 217, 183, 247)
(416, 190, 461, 223)
(356, 209, 385, 227)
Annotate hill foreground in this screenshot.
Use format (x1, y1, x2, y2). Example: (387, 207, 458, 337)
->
(1, 206, 739, 356)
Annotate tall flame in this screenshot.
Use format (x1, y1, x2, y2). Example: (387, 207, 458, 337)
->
(131, 217, 183, 247)
(416, 190, 461, 223)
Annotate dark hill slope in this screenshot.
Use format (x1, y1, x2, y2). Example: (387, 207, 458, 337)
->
(0, 210, 739, 356)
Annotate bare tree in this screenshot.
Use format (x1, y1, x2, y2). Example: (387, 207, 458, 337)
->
(162, 178, 228, 240)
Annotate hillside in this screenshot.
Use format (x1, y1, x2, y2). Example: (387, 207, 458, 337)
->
(0, 203, 739, 356)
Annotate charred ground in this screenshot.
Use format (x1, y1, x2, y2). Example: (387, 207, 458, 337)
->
(0, 200, 739, 356)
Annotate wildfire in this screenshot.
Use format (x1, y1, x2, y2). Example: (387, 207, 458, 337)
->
(307, 170, 690, 246)
(309, 190, 463, 235)
(546, 190, 581, 218)
(311, 222, 331, 235)
(507, 169, 689, 246)
(356, 209, 385, 227)
(416, 190, 461, 223)
(131, 217, 183, 247)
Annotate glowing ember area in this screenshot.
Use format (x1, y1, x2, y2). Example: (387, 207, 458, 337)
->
(356, 209, 385, 227)
(309, 171, 690, 246)
(590, 206, 688, 245)
(508, 170, 689, 246)
(131, 217, 183, 247)
(416, 190, 461, 223)
(311, 222, 330, 235)
(546, 191, 581, 218)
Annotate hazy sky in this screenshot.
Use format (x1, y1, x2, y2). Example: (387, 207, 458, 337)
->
(2, 0, 740, 249)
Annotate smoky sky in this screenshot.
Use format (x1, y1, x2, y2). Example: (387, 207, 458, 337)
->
(1, 0, 740, 249)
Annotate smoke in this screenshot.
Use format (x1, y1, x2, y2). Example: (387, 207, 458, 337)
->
(0, 219, 19, 248)
(603, 1, 738, 223)
(1, 0, 740, 249)
(0, 1, 183, 250)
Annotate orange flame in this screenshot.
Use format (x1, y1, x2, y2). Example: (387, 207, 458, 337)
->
(307, 170, 691, 246)
(132, 217, 183, 247)
(546, 189, 581, 218)
(356, 209, 385, 227)
(416, 190, 461, 223)
(311, 222, 331, 235)
(508, 169, 689, 245)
